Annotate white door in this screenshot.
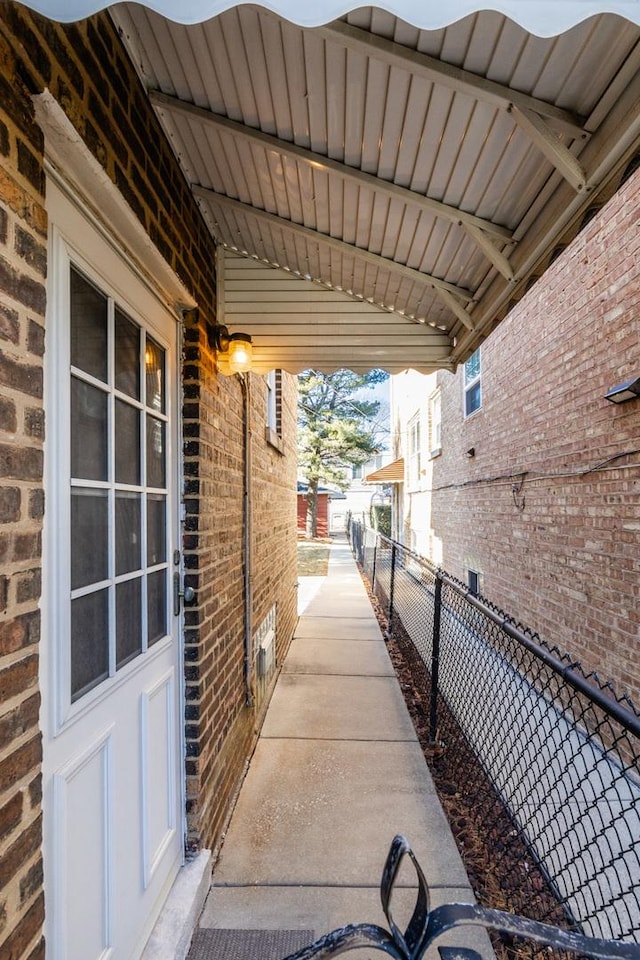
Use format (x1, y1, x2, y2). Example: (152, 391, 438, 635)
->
(42, 179, 184, 960)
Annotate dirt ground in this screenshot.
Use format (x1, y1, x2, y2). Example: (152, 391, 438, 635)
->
(297, 539, 332, 576)
(357, 566, 572, 960)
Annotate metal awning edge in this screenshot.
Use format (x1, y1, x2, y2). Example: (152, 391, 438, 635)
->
(24, 1, 640, 33)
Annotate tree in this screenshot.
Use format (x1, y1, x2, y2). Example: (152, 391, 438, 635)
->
(298, 369, 388, 537)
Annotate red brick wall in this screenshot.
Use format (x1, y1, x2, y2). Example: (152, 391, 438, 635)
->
(0, 6, 298, 955)
(432, 164, 640, 702)
(0, 11, 48, 957)
(183, 358, 298, 849)
(253, 374, 298, 669)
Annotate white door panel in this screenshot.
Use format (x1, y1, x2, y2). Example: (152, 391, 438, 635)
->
(141, 669, 178, 888)
(54, 729, 113, 960)
(43, 178, 184, 960)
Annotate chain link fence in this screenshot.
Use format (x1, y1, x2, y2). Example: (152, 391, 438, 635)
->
(347, 518, 640, 947)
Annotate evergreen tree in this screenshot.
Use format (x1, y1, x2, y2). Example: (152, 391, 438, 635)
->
(298, 369, 388, 537)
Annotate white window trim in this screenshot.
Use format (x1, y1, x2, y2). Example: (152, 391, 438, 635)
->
(33, 90, 196, 316)
(407, 411, 422, 489)
(45, 186, 179, 734)
(428, 389, 442, 458)
(463, 348, 482, 418)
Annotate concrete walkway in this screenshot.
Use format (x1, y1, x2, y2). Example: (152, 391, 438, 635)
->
(195, 536, 492, 958)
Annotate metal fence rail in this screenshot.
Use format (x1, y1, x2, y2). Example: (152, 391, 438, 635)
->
(347, 519, 640, 946)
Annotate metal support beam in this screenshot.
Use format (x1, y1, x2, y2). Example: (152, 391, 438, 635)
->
(316, 21, 589, 141)
(463, 224, 515, 282)
(150, 88, 516, 255)
(194, 185, 476, 312)
(434, 288, 476, 331)
(511, 106, 588, 192)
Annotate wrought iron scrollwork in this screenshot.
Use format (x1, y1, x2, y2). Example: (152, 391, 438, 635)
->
(283, 836, 640, 960)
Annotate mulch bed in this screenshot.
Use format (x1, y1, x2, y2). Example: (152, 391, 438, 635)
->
(357, 566, 572, 960)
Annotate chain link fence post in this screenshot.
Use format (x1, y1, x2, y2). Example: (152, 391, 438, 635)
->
(429, 572, 442, 744)
(372, 536, 378, 591)
(385, 541, 397, 640)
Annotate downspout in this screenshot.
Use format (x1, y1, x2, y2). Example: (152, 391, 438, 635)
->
(239, 372, 254, 707)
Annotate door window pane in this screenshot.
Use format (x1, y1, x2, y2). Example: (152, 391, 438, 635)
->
(71, 589, 109, 701)
(71, 489, 108, 590)
(145, 337, 165, 413)
(70, 267, 107, 382)
(71, 378, 108, 481)
(147, 494, 166, 566)
(116, 578, 142, 668)
(147, 570, 167, 646)
(146, 416, 165, 488)
(115, 309, 141, 400)
(115, 399, 140, 485)
(67, 264, 172, 703)
(115, 492, 141, 575)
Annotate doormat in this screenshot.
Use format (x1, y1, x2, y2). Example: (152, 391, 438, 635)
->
(188, 928, 315, 960)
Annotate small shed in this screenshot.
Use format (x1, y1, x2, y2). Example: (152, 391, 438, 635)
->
(297, 483, 345, 537)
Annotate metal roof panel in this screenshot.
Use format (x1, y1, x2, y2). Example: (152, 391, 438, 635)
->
(110, 3, 640, 370)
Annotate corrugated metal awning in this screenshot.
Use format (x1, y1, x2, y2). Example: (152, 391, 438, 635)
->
(111, 3, 640, 374)
(26, 2, 640, 32)
(365, 458, 405, 483)
(26, 1, 640, 374)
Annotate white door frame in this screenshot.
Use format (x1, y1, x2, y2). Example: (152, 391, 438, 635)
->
(37, 94, 195, 957)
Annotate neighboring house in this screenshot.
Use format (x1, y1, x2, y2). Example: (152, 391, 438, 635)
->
(342, 456, 391, 525)
(361, 456, 404, 540)
(391, 162, 640, 703)
(2, 3, 640, 960)
(297, 457, 392, 537)
(387, 371, 443, 561)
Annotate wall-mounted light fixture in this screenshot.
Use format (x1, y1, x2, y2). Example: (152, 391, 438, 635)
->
(208, 323, 253, 375)
(605, 376, 640, 404)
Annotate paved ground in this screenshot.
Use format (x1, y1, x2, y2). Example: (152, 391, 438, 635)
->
(196, 536, 493, 958)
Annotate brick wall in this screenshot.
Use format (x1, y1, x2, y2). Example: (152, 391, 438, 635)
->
(252, 373, 298, 669)
(182, 352, 298, 851)
(0, 5, 298, 955)
(0, 13, 47, 957)
(432, 163, 640, 703)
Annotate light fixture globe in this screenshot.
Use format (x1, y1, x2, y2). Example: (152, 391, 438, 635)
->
(227, 332, 253, 374)
(207, 322, 253, 375)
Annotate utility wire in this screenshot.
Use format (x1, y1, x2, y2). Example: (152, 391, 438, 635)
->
(428, 448, 640, 494)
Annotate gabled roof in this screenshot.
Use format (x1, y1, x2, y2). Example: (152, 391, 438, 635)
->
(28, 1, 640, 374)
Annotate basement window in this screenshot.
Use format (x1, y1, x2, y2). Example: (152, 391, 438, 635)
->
(467, 569, 481, 595)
